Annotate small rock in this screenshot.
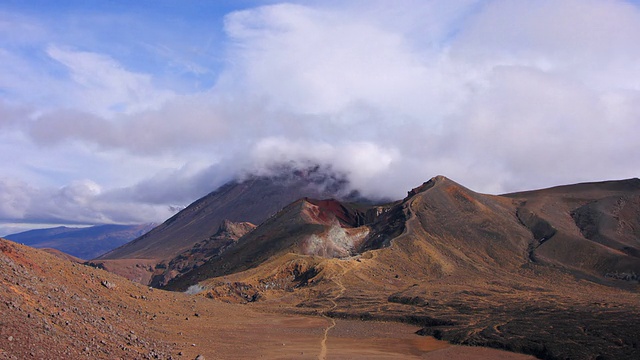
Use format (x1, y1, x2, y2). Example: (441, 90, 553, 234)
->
(195, 355, 205, 360)
(101, 280, 116, 289)
(7, 336, 13, 341)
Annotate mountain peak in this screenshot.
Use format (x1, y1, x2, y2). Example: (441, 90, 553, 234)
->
(405, 175, 454, 199)
(94, 167, 367, 282)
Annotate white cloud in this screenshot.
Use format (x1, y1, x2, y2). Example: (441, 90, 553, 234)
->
(0, 177, 33, 220)
(249, 137, 398, 195)
(46, 45, 175, 117)
(452, 0, 640, 90)
(220, 3, 459, 120)
(56, 180, 102, 206)
(1, 0, 640, 230)
(0, 176, 176, 226)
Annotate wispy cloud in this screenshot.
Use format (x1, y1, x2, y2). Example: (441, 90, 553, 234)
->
(45, 45, 175, 116)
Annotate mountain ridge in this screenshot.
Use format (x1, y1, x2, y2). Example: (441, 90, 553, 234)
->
(2, 174, 640, 359)
(90, 168, 371, 285)
(4, 223, 156, 260)
(160, 175, 639, 359)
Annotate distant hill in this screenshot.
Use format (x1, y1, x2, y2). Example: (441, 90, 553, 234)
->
(4, 223, 156, 260)
(40, 248, 84, 263)
(149, 219, 256, 287)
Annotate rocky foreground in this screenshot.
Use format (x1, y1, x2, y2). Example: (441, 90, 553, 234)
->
(1, 239, 535, 359)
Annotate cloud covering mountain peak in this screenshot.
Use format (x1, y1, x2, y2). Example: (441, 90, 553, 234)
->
(1, 0, 639, 234)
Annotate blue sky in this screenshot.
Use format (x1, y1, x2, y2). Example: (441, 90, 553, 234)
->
(1, 0, 640, 235)
(0, 1, 264, 97)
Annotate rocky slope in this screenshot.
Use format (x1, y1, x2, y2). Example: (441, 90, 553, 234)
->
(504, 178, 640, 279)
(92, 169, 365, 284)
(1, 237, 533, 360)
(163, 176, 640, 359)
(0, 239, 172, 359)
(149, 220, 256, 287)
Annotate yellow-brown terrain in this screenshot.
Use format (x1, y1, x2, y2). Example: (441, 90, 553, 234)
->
(1, 239, 534, 359)
(3, 175, 640, 359)
(165, 176, 640, 359)
(90, 171, 362, 285)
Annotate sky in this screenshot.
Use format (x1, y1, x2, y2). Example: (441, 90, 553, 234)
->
(1, 0, 639, 235)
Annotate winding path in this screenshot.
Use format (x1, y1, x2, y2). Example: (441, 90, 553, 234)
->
(316, 202, 411, 360)
(317, 265, 350, 360)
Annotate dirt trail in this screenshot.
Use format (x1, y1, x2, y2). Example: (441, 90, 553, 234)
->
(318, 308, 336, 359)
(1, 238, 541, 360)
(399, 196, 420, 241)
(318, 264, 351, 360)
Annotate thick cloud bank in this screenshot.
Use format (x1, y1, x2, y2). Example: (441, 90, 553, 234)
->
(1, 0, 639, 233)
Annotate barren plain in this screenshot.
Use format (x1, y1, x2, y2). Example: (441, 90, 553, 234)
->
(1, 239, 534, 359)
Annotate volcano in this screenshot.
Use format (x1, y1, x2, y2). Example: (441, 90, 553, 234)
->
(20, 173, 640, 359)
(89, 168, 369, 285)
(162, 175, 640, 359)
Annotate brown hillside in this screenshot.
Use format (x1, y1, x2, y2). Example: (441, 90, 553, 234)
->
(1, 238, 536, 359)
(164, 198, 373, 290)
(163, 176, 640, 359)
(167, 175, 533, 291)
(149, 220, 256, 287)
(504, 177, 640, 280)
(92, 170, 361, 284)
(40, 248, 84, 263)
